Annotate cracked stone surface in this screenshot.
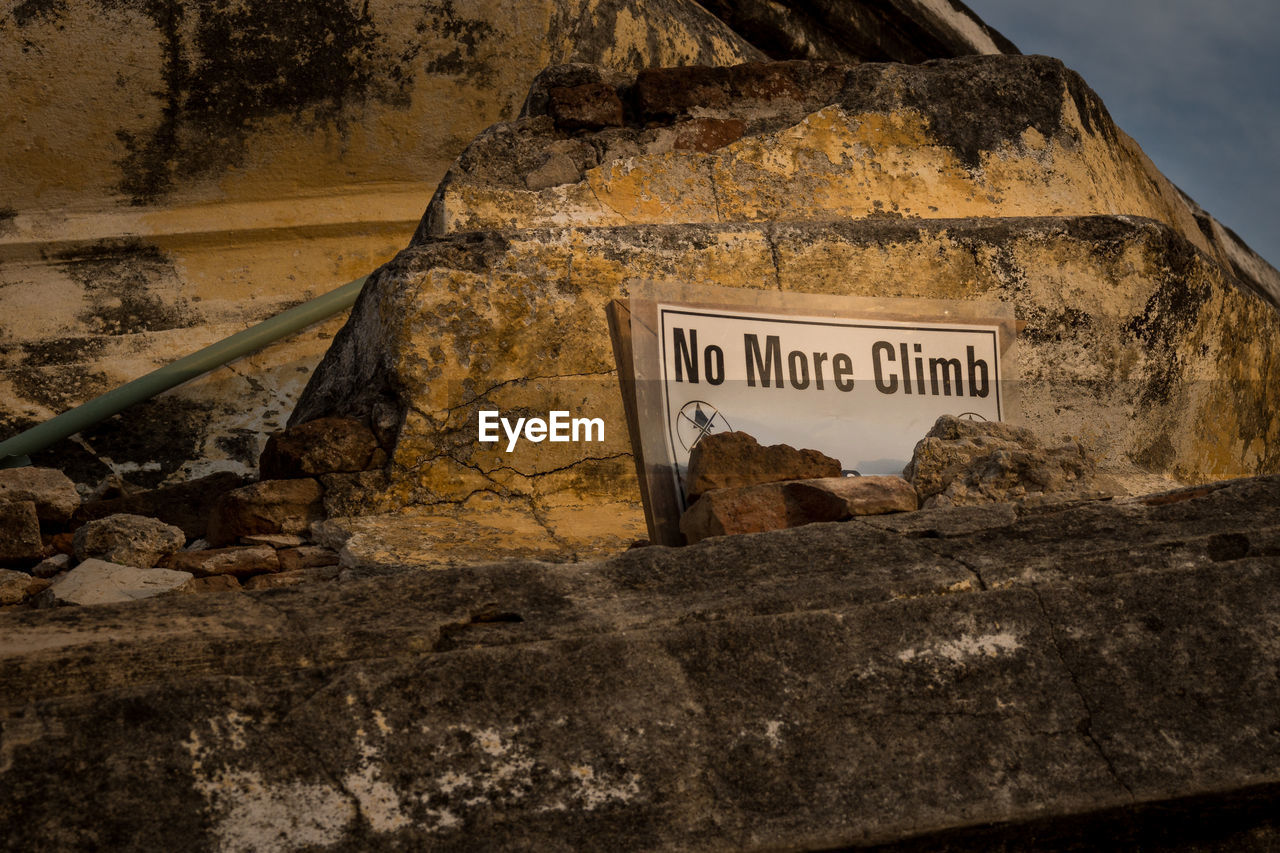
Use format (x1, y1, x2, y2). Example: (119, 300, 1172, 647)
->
(292, 213, 1280, 537)
(3, 476, 1279, 849)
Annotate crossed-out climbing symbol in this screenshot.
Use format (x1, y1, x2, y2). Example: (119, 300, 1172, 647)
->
(676, 400, 731, 452)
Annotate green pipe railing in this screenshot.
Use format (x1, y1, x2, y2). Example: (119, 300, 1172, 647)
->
(0, 275, 368, 469)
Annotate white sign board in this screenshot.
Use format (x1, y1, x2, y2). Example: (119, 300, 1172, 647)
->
(610, 285, 1014, 545)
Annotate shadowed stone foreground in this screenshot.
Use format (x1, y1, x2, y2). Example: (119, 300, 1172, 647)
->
(3, 477, 1280, 850)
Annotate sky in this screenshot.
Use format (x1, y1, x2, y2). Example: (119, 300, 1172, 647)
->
(963, 0, 1280, 267)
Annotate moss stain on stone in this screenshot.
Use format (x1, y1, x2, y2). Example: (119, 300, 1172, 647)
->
(56, 239, 195, 335)
(109, 0, 417, 203)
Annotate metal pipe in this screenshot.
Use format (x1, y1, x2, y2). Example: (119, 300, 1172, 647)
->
(0, 276, 368, 468)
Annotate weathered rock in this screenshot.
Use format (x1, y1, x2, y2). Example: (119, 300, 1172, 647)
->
(44, 532, 74, 556)
(0, 501, 43, 564)
(422, 57, 1248, 287)
(318, 470, 393, 519)
(277, 546, 339, 572)
(30, 553, 71, 580)
(684, 431, 843, 500)
(523, 153, 583, 190)
(258, 417, 382, 479)
(168, 546, 280, 579)
(681, 475, 917, 543)
(293, 214, 1280, 540)
(206, 479, 325, 547)
(74, 472, 251, 539)
(243, 564, 341, 590)
(312, 493, 647, 577)
(38, 559, 192, 606)
(0, 569, 34, 605)
(72, 513, 186, 568)
(905, 415, 1113, 508)
(0, 467, 80, 523)
(239, 533, 309, 548)
(23, 577, 52, 600)
(547, 82, 624, 131)
(174, 575, 243, 595)
(4, 476, 1280, 848)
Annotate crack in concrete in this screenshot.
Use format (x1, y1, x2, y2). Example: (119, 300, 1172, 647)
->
(937, 548, 989, 591)
(474, 452, 632, 481)
(1031, 584, 1136, 802)
(434, 371, 617, 417)
(765, 224, 784, 291)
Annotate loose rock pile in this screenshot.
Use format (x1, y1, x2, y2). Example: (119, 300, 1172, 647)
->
(0, 416, 387, 608)
(1, 414, 1121, 604)
(679, 417, 1116, 545)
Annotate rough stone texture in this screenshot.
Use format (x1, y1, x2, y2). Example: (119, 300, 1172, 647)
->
(258, 417, 382, 479)
(242, 564, 341, 590)
(3, 476, 1280, 848)
(905, 415, 1115, 507)
(277, 546, 340, 572)
(30, 553, 70, 579)
(293, 214, 1280, 542)
(74, 472, 251, 539)
(168, 547, 280, 579)
(0, 467, 80, 522)
(547, 82, 625, 131)
(239, 533, 309, 548)
(0, 0, 764, 489)
(684, 430, 843, 500)
(0, 569, 35, 606)
(418, 57, 1279, 309)
(72, 513, 186, 568)
(680, 475, 917, 544)
(175, 575, 243, 595)
(312, 494, 648, 577)
(0, 501, 42, 564)
(206, 479, 326, 547)
(36, 558, 192, 606)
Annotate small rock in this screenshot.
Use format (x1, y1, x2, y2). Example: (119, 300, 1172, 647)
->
(680, 475, 917, 544)
(73, 514, 186, 568)
(31, 553, 71, 579)
(244, 564, 341, 590)
(206, 479, 326, 547)
(278, 545, 340, 572)
(258, 417, 382, 479)
(548, 82, 624, 131)
(0, 568, 32, 605)
(0, 467, 80, 523)
(75, 472, 251, 539)
(525, 153, 582, 190)
(684, 431, 843, 500)
(240, 533, 308, 548)
(40, 559, 192, 606)
(168, 546, 279, 578)
(174, 575, 242, 594)
(904, 416, 1112, 508)
(45, 531, 75, 555)
(24, 576, 52, 599)
(0, 501, 43, 564)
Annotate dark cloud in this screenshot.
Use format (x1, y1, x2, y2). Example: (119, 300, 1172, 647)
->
(965, 0, 1280, 267)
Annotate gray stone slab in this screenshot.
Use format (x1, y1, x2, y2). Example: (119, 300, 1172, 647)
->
(2, 476, 1279, 849)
